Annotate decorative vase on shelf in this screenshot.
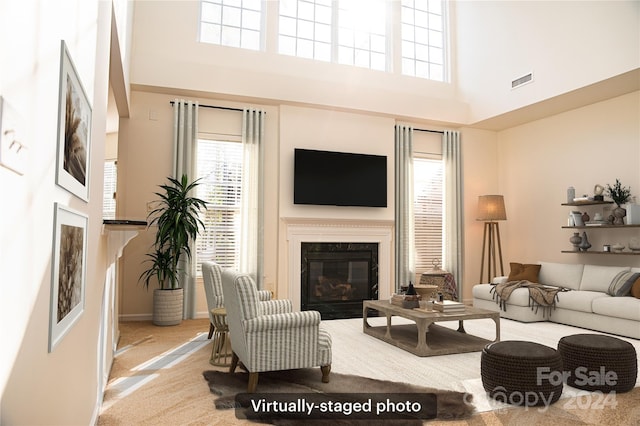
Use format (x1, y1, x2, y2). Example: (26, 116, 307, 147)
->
(579, 232, 592, 252)
(581, 212, 590, 223)
(612, 206, 626, 225)
(569, 232, 582, 251)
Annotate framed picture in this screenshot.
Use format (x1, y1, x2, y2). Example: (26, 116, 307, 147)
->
(56, 40, 92, 201)
(49, 203, 88, 352)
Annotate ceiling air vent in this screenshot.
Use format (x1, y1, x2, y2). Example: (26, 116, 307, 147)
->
(511, 72, 533, 89)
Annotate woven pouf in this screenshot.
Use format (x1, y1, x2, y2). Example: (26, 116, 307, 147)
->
(558, 334, 637, 393)
(481, 341, 563, 407)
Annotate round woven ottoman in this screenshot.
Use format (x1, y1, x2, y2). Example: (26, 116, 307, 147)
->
(481, 341, 563, 407)
(558, 334, 637, 393)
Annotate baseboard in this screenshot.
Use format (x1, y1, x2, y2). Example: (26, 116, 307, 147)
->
(119, 313, 152, 322)
(119, 312, 209, 322)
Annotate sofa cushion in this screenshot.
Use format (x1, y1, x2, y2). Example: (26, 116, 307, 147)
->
(554, 290, 607, 313)
(538, 262, 584, 290)
(607, 270, 640, 296)
(632, 277, 640, 299)
(507, 262, 541, 282)
(579, 265, 630, 293)
(592, 296, 640, 321)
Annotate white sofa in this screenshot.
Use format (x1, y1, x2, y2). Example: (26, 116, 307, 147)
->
(473, 262, 640, 339)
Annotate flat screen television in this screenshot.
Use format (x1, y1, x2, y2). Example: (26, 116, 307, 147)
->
(294, 148, 387, 207)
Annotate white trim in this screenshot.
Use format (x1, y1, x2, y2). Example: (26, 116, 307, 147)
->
(284, 218, 394, 311)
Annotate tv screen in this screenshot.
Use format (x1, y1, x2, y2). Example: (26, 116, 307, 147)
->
(294, 148, 387, 207)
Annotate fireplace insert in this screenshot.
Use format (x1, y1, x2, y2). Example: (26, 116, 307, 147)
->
(301, 242, 378, 319)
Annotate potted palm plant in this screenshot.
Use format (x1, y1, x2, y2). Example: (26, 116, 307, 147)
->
(140, 174, 207, 325)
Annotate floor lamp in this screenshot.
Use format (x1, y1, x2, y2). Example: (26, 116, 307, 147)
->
(477, 195, 507, 283)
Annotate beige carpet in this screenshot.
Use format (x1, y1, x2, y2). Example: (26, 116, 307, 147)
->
(98, 317, 640, 425)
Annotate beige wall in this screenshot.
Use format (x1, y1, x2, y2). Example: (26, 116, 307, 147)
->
(0, 1, 115, 424)
(455, 0, 640, 123)
(497, 91, 640, 269)
(118, 91, 281, 319)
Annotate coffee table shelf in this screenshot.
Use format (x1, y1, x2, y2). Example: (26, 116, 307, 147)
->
(363, 300, 500, 357)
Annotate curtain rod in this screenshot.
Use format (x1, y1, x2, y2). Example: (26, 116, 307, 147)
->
(414, 128, 445, 135)
(169, 100, 243, 112)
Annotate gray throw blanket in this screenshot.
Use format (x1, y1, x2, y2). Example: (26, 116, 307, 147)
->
(490, 280, 569, 318)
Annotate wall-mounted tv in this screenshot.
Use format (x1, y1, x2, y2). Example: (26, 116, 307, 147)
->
(294, 148, 387, 207)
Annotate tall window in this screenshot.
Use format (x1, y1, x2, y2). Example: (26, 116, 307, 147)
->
(413, 156, 443, 272)
(199, 0, 263, 50)
(103, 160, 117, 219)
(401, 0, 446, 81)
(196, 139, 244, 271)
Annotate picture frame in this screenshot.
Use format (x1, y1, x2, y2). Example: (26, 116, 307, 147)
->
(55, 40, 92, 202)
(49, 203, 88, 352)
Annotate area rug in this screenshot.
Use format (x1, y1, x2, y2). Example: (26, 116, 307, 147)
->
(203, 368, 474, 425)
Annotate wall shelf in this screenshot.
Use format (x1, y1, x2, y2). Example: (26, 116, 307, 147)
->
(562, 224, 640, 229)
(561, 250, 640, 255)
(561, 201, 613, 206)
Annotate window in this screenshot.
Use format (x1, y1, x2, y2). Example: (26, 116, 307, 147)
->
(200, 0, 448, 81)
(401, 0, 446, 81)
(279, 0, 333, 61)
(337, 0, 387, 71)
(103, 160, 117, 219)
(413, 156, 443, 272)
(278, 0, 388, 71)
(199, 0, 263, 50)
(195, 139, 244, 272)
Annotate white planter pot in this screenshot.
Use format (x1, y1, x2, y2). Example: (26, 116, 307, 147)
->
(153, 288, 183, 326)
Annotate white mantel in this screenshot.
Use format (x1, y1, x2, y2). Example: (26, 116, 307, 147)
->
(284, 218, 394, 311)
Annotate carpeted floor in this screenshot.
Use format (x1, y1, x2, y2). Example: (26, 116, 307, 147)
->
(98, 317, 640, 425)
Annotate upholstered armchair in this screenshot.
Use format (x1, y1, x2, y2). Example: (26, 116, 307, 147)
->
(201, 261, 271, 338)
(221, 269, 332, 392)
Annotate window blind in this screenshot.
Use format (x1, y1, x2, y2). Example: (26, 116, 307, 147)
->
(103, 160, 117, 219)
(196, 139, 243, 273)
(413, 156, 443, 272)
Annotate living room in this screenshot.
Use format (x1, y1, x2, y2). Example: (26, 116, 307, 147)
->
(1, 1, 638, 424)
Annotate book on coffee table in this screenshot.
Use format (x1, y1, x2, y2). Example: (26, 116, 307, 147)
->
(433, 300, 465, 312)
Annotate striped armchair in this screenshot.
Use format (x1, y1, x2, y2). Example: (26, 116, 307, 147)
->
(202, 261, 271, 338)
(221, 269, 332, 392)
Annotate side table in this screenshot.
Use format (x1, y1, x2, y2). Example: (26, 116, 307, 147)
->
(209, 307, 232, 367)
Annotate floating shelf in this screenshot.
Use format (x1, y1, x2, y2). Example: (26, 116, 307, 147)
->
(561, 250, 640, 255)
(561, 224, 640, 229)
(561, 201, 613, 206)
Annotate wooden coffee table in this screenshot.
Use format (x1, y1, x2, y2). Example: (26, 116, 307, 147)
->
(363, 300, 500, 357)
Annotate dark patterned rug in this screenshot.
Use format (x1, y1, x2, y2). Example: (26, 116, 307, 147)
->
(203, 368, 474, 425)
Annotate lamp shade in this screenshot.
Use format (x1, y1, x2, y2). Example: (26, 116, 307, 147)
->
(477, 195, 507, 221)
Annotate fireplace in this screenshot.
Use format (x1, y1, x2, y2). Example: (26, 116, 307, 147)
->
(301, 242, 378, 319)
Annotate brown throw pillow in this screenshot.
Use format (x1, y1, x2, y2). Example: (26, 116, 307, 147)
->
(508, 262, 541, 283)
(631, 276, 640, 299)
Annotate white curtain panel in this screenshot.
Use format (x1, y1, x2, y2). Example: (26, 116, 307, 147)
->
(239, 108, 265, 288)
(172, 99, 199, 319)
(443, 130, 463, 299)
(394, 125, 416, 290)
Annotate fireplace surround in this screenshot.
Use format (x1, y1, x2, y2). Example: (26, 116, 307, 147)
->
(285, 219, 393, 316)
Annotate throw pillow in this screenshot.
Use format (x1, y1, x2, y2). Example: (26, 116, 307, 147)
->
(631, 276, 640, 299)
(508, 262, 541, 283)
(607, 271, 640, 297)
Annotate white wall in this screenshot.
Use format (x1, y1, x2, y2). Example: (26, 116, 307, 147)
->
(454, 0, 640, 123)
(0, 0, 114, 424)
(129, 0, 469, 125)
